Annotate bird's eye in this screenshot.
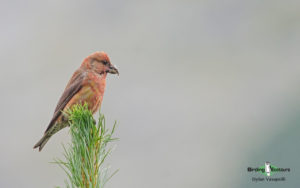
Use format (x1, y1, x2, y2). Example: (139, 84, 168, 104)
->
(102, 61, 108, 65)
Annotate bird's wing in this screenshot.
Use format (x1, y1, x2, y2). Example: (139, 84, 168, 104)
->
(45, 69, 86, 132)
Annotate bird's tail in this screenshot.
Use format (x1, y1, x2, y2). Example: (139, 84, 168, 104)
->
(33, 134, 51, 152)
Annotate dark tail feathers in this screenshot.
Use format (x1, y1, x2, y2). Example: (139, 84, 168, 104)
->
(33, 135, 51, 152)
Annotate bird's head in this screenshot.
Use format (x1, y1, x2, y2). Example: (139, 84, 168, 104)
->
(81, 51, 119, 75)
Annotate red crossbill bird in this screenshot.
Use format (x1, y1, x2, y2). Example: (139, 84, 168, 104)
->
(33, 51, 118, 151)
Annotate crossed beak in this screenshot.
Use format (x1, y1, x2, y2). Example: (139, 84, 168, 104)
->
(107, 65, 119, 75)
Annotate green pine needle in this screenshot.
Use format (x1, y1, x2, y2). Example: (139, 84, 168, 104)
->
(54, 104, 118, 188)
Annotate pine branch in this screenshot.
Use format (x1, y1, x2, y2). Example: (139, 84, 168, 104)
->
(54, 104, 118, 188)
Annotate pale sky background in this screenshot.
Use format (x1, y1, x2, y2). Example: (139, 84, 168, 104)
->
(1, 0, 300, 188)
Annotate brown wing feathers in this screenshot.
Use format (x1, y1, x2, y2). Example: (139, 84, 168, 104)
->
(44, 70, 85, 133)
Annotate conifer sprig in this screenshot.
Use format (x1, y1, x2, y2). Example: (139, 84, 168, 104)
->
(54, 104, 118, 188)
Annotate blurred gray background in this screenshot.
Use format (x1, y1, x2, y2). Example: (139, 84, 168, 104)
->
(1, 0, 300, 187)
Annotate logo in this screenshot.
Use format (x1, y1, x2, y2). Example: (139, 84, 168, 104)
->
(265, 162, 271, 176)
(247, 162, 290, 182)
